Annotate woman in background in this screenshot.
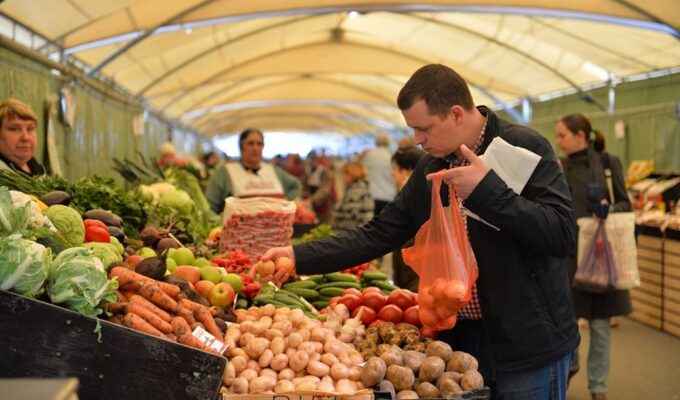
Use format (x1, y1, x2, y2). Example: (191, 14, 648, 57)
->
(333, 161, 373, 231)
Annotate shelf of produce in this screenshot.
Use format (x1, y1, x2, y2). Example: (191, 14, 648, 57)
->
(0, 290, 227, 400)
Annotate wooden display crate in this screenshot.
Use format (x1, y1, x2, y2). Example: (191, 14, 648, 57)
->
(0, 290, 227, 400)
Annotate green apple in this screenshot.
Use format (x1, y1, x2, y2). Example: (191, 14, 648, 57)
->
(165, 257, 177, 273)
(199, 265, 222, 284)
(220, 273, 243, 293)
(166, 247, 176, 259)
(171, 247, 195, 266)
(136, 247, 157, 259)
(194, 257, 212, 267)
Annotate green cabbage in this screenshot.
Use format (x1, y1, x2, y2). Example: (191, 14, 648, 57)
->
(158, 189, 195, 215)
(44, 205, 85, 247)
(0, 186, 31, 234)
(47, 247, 118, 317)
(0, 234, 51, 297)
(83, 242, 123, 269)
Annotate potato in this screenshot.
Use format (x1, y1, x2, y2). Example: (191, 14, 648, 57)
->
(270, 354, 289, 371)
(274, 379, 295, 393)
(361, 356, 387, 388)
(330, 363, 349, 381)
(425, 341, 453, 362)
(418, 356, 445, 383)
(335, 378, 356, 394)
(396, 390, 418, 399)
(438, 379, 463, 398)
(386, 365, 415, 391)
(231, 356, 248, 374)
(306, 360, 330, 377)
(259, 349, 274, 368)
(249, 376, 275, 393)
(230, 377, 249, 394)
(436, 371, 462, 387)
(460, 370, 484, 391)
(377, 343, 393, 356)
(321, 352, 340, 367)
(380, 350, 403, 367)
(415, 382, 439, 399)
(401, 351, 426, 374)
(377, 380, 396, 400)
(245, 338, 270, 358)
(446, 351, 479, 373)
(278, 368, 295, 381)
(223, 362, 236, 386)
(289, 350, 310, 372)
(238, 368, 258, 382)
(286, 332, 303, 349)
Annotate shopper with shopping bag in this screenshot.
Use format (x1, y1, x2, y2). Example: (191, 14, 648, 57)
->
(264, 64, 579, 399)
(556, 113, 633, 400)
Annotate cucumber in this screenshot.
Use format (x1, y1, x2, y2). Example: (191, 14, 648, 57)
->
(312, 300, 329, 310)
(319, 287, 345, 297)
(273, 293, 309, 311)
(323, 273, 358, 283)
(253, 293, 274, 305)
(370, 280, 399, 291)
(304, 274, 324, 283)
(315, 281, 362, 290)
(361, 271, 388, 281)
(283, 280, 318, 290)
(285, 288, 320, 301)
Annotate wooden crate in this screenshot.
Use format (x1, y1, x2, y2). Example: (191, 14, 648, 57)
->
(0, 290, 226, 400)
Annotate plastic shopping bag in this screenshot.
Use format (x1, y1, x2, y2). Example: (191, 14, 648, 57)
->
(402, 169, 478, 331)
(573, 221, 617, 293)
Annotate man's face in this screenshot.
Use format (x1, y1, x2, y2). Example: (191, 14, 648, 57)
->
(555, 121, 585, 156)
(240, 132, 263, 167)
(401, 99, 459, 158)
(0, 117, 36, 166)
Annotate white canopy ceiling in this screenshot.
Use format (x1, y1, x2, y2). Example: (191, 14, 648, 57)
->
(2, 0, 679, 137)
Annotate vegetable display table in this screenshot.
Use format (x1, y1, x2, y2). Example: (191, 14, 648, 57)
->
(0, 290, 226, 400)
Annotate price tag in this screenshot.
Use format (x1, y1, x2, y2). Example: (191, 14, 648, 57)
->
(192, 326, 228, 355)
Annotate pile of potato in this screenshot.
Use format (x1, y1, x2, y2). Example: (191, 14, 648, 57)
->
(360, 340, 484, 399)
(221, 304, 366, 395)
(356, 322, 432, 358)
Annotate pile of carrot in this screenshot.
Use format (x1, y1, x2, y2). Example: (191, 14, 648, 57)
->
(107, 266, 225, 354)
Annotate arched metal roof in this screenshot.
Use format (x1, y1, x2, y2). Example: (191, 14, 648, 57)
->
(2, 0, 679, 137)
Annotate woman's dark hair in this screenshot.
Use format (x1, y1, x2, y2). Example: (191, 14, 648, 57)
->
(560, 113, 606, 152)
(397, 64, 475, 117)
(392, 145, 425, 171)
(238, 128, 263, 150)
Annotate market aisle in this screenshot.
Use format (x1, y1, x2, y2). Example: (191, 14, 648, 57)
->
(566, 317, 680, 400)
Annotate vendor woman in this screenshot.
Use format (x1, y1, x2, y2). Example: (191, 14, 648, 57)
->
(0, 98, 46, 177)
(205, 128, 301, 213)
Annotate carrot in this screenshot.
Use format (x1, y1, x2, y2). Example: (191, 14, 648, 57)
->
(122, 312, 164, 338)
(120, 290, 137, 301)
(191, 322, 205, 332)
(129, 295, 172, 322)
(179, 298, 219, 317)
(139, 282, 181, 313)
(108, 314, 125, 325)
(177, 333, 214, 353)
(156, 281, 180, 299)
(106, 302, 128, 314)
(109, 266, 180, 299)
(114, 290, 127, 303)
(177, 306, 196, 325)
(171, 316, 192, 337)
(127, 303, 173, 334)
(193, 306, 223, 339)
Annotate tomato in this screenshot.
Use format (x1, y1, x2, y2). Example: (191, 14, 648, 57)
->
(338, 294, 362, 311)
(342, 288, 362, 297)
(403, 305, 421, 326)
(84, 219, 108, 230)
(388, 289, 416, 310)
(378, 304, 403, 323)
(328, 296, 341, 308)
(362, 287, 382, 295)
(420, 324, 438, 339)
(368, 319, 384, 328)
(351, 306, 377, 326)
(362, 291, 387, 310)
(84, 225, 111, 243)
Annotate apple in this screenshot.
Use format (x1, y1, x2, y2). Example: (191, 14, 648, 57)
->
(221, 273, 243, 293)
(194, 280, 216, 299)
(199, 265, 222, 284)
(165, 257, 177, 273)
(136, 247, 157, 259)
(209, 282, 236, 307)
(194, 257, 212, 267)
(171, 247, 195, 266)
(174, 265, 201, 284)
(125, 254, 143, 269)
(256, 260, 276, 276)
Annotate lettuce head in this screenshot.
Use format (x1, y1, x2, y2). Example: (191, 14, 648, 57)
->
(0, 234, 51, 297)
(44, 205, 85, 247)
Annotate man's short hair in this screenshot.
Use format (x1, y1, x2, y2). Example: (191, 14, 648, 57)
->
(397, 64, 475, 117)
(0, 98, 37, 129)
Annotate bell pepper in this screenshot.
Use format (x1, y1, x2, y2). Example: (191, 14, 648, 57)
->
(84, 219, 111, 243)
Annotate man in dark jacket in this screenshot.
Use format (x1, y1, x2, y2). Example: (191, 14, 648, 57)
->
(264, 64, 579, 399)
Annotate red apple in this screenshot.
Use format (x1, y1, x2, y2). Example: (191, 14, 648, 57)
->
(194, 280, 216, 299)
(209, 282, 236, 307)
(174, 265, 201, 284)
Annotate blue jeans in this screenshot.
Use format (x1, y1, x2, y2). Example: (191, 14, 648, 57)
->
(572, 318, 611, 395)
(495, 353, 572, 400)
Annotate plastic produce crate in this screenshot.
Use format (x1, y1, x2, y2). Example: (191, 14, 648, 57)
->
(0, 290, 226, 400)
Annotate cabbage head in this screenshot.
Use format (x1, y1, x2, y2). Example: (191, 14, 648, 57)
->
(44, 205, 85, 247)
(84, 242, 123, 269)
(47, 247, 118, 317)
(0, 186, 30, 234)
(0, 234, 51, 297)
(158, 189, 195, 215)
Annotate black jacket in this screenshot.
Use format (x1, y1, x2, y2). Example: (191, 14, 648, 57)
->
(561, 147, 632, 318)
(295, 108, 580, 373)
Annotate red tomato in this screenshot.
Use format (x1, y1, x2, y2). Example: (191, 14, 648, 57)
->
(378, 304, 403, 323)
(368, 319, 384, 328)
(403, 305, 421, 326)
(85, 225, 111, 243)
(420, 324, 438, 339)
(342, 288, 362, 297)
(351, 306, 377, 326)
(362, 287, 382, 295)
(328, 296, 341, 308)
(362, 291, 387, 310)
(338, 294, 362, 311)
(84, 219, 108, 230)
(388, 289, 416, 310)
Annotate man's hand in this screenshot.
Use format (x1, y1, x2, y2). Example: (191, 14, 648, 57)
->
(261, 246, 296, 286)
(429, 145, 489, 199)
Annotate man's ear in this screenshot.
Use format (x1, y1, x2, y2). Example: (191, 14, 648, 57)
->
(449, 105, 465, 124)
